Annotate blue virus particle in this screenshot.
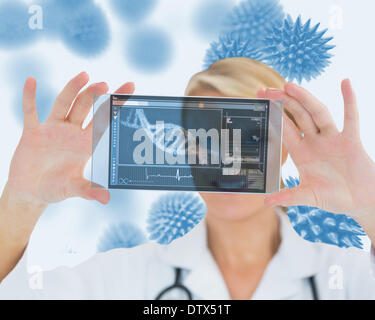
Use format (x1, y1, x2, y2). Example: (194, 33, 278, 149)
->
(36, 0, 94, 36)
(224, 0, 285, 48)
(110, 0, 157, 24)
(263, 16, 335, 83)
(192, 0, 235, 40)
(97, 222, 147, 252)
(58, 1, 110, 57)
(203, 32, 264, 69)
(126, 27, 173, 73)
(285, 177, 366, 249)
(0, 1, 39, 48)
(147, 193, 206, 245)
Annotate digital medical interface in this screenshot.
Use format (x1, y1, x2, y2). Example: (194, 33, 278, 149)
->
(109, 95, 270, 193)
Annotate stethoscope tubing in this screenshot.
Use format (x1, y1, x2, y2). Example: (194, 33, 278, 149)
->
(155, 268, 319, 300)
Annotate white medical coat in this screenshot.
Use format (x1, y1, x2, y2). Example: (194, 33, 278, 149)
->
(1, 210, 375, 299)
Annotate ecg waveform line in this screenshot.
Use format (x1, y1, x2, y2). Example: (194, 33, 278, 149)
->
(145, 168, 193, 182)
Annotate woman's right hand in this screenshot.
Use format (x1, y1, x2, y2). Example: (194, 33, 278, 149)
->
(5, 72, 135, 208)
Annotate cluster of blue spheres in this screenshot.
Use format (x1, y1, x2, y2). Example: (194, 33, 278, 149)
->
(0, 0, 110, 57)
(0, 0, 348, 250)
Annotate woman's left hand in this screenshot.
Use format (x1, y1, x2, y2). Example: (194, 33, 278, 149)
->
(261, 80, 375, 223)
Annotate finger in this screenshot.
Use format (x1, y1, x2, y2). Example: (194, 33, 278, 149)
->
(262, 88, 303, 154)
(264, 185, 317, 208)
(282, 112, 303, 155)
(256, 88, 266, 99)
(67, 82, 109, 126)
(342, 79, 360, 138)
(85, 82, 135, 134)
(69, 178, 110, 204)
(285, 82, 338, 135)
(22, 77, 39, 129)
(266, 88, 318, 135)
(48, 72, 89, 122)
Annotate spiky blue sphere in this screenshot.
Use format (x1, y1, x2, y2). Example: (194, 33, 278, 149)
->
(263, 16, 335, 83)
(147, 193, 206, 245)
(285, 177, 366, 249)
(97, 222, 147, 252)
(110, 0, 157, 24)
(192, 0, 235, 40)
(57, 1, 110, 57)
(38, 0, 94, 36)
(224, 0, 285, 48)
(0, 1, 39, 48)
(126, 27, 173, 73)
(204, 33, 264, 69)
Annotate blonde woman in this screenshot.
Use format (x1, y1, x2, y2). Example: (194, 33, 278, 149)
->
(1, 58, 375, 300)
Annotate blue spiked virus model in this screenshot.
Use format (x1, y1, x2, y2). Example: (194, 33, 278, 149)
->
(147, 193, 206, 245)
(35, 0, 110, 57)
(224, 0, 285, 48)
(192, 0, 236, 40)
(110, 0, 157, 24)
(58, 1, 110, 57)
(203, 33, 264, 69)
(126, 27, 173, 73)
(263, 16, 335, 83)
(97, 222, 147, 252)
(285, 177, 366, 249)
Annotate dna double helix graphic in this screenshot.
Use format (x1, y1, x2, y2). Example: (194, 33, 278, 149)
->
(121, 108, 220, 160)
(120, 108, 188, 156)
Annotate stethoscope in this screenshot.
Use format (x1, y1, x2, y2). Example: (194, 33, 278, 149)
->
(155, 267, 319, 300)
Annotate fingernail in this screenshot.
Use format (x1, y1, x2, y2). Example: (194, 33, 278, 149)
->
(268, 88, 282, 92)
(78, 71, 88, 77)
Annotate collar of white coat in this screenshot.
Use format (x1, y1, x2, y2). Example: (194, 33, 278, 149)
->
(156, 207, 323, 300)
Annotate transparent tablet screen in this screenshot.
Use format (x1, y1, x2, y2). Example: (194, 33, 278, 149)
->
(91, 95, 283, 194)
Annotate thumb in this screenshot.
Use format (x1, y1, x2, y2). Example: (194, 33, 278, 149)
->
(71, 178, 110, 204)
(264, 186, 317, 208)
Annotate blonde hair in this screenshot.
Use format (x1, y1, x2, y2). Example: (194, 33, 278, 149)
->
(185, 57, 288, 192)
(185, 57, 286, 98)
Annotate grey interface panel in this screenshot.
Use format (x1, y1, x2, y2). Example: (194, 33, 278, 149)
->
(109, 95, 270, 193)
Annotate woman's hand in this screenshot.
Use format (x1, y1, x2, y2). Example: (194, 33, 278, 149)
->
(260, 80, 375, 220)
(6, 72, 135, 207)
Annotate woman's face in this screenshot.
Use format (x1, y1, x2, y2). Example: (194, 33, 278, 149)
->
(194, 89, 288, 222)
